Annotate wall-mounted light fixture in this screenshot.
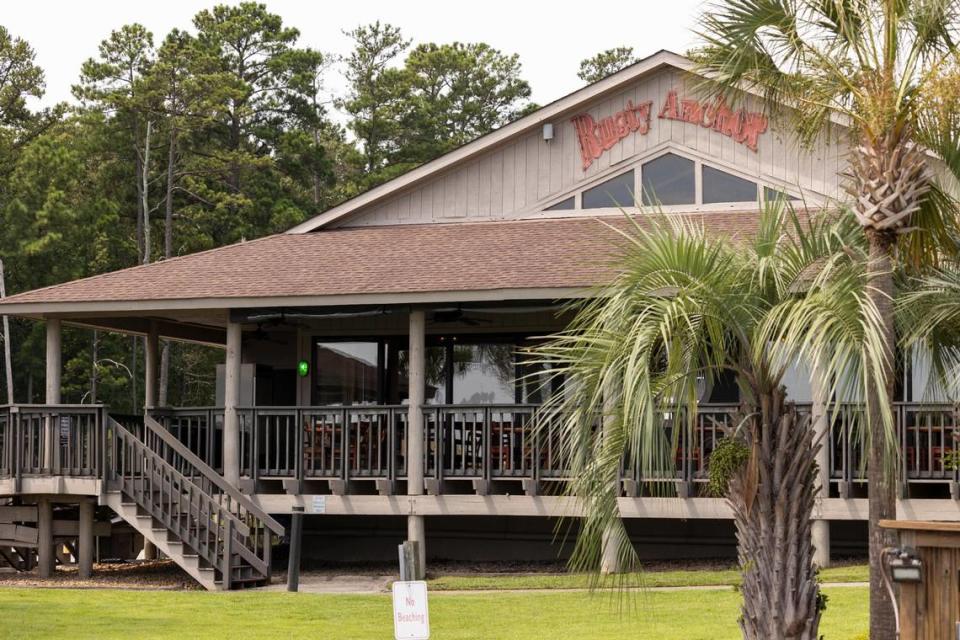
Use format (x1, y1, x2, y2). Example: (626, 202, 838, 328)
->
(542, 123, 554, 142)
(889, 548, 922, 583)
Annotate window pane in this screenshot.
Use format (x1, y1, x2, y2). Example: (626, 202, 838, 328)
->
(389, 346, 447, 405)
(641, 154, 695, 206)
(545, 196, 575, 211)
(702, 166, 757, 203)
(453, 345, 516, 404)
(582, 170, 635, 209)
(314, 342, 379, 405)
(763, 186, 800, 203)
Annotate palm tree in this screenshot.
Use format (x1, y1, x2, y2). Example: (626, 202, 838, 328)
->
(695, 4, 960, 635)
(530, 205, 884, 639)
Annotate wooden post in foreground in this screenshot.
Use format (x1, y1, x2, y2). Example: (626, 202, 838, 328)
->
(287, 506, 304, 592)
(37, 497, 54, 578)
(399, 540, 422, 581)
(78, 498, 94, 579)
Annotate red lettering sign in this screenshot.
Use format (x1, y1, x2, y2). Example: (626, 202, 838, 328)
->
(571, 90, 768, 170)
(572, 99, 653, 170)
(658, 89, 768, 152)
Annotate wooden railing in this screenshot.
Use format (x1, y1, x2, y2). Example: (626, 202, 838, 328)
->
(0, 405, 106, 488)
(3, 402, 956, 497)
(104, 415, 283, 587)
(135, 402, 955, 493)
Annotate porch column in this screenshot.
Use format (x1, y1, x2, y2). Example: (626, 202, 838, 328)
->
(223, 321, 242, 487)
(406, 309, 426, 578)
(141, 324, 161, 561)
(811, 361, 831, 568)
(78, 498, 94, 579)
(37, 497, 54, 578)
(44, 319, 62, 470)
(144, 323, 159, 410)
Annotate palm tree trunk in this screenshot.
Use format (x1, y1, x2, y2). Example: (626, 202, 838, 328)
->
(866, 230, 898, 640)
(730, 390, 822, 640)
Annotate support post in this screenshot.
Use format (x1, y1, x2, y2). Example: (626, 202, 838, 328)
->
(0, 259, 13, 404)
(811, 360, 831, 568)
(37, 498, 54, 578)
(145, 323, 159, 410)
(142, 323, 161, 562)
(223, 321, 242, 487)
(287, 506, 304, 592)
(406, 310, 426, 579)
(78, 498, 94, 579)
(44, 319, 62, 471)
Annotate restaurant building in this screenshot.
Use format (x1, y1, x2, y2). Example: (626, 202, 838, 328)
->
(0, 50, 955, 588)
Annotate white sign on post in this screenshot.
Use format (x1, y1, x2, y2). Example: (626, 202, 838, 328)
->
(311, 495, 326, 514)
(392, 580, 430, 640)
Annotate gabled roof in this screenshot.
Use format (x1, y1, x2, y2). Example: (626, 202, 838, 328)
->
(287, 50, 693, 234)
(0, 211, 763, 316)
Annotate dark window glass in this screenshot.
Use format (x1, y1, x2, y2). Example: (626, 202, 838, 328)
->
(641, 154, 695, 206)
(388, 345, 447, 405)
(314, 342, 380, 405)
(452, 344, 516, 404)
(545, 196, 575, 211)
(764, 187, 801, 203)
(703, 166, 758, 203)
(582, 170, 635, 209)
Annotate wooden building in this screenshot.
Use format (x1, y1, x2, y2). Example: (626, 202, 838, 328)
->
(0, 50, 957, 589)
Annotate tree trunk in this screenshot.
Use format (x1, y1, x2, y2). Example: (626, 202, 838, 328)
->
(158, 126, 176, 407)
(866, 230, 898, 640)
(730, 389, 822, 640)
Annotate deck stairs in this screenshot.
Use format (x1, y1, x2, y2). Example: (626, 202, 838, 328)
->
(101, 415, 284, 591)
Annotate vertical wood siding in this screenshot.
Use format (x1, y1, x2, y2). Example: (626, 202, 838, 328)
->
(340, 68, 849, 228)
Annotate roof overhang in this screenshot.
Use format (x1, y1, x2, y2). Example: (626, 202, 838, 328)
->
(0, 286, 591, 318)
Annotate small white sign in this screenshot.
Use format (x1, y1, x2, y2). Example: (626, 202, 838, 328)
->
(392, 580, 429, 640)
(311, 495, 326, 514)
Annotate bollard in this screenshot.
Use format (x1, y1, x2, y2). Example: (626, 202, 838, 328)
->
(287, 506, 304, 592)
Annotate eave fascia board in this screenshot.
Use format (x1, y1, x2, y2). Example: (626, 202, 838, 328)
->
(0, 286, 591, 317)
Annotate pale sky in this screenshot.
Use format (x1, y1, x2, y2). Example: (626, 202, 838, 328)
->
(4, 0, 705, 115)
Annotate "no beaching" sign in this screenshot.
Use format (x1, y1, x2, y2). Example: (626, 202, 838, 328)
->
(392, 580, 430, 640)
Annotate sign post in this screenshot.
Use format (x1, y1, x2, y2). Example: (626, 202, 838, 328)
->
(392, 580, 429, 640)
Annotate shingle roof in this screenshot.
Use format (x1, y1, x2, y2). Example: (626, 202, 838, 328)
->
(0, 212, 763, 310)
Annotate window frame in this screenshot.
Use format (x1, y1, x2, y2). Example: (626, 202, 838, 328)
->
(535, 147, 817, 216)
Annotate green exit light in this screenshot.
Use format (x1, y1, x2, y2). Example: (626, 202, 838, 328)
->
(297, 360, 310, 377)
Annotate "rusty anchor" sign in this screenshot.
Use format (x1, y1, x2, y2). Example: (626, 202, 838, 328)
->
(571, 89, 768, 171)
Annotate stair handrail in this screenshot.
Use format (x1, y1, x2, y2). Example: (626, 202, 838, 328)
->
(138, 415, 284, 535)
(109, 418, 253, 538)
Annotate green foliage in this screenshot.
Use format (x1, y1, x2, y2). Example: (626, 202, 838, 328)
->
(706, 436, 750, 497)
(341, 23, 532, 186)
(0, 11, 537, 410)
(577, 46, 638, 83)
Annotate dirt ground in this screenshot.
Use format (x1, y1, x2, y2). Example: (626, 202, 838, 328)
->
(0, 560, 202, 590)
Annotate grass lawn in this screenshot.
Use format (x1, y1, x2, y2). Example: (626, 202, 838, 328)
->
(0, 586, 867, 639)
(426, 563, 868, 591)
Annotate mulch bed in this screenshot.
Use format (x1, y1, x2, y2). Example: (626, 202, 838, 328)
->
(0, 560, 201, 590)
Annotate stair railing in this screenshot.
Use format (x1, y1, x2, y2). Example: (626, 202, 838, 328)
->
(105, 415, 284, 586)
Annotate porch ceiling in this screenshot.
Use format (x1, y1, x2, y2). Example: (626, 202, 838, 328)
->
(0, 210, 765, 318)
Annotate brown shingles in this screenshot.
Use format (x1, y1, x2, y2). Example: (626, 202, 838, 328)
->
(0, 212, 764, 306)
